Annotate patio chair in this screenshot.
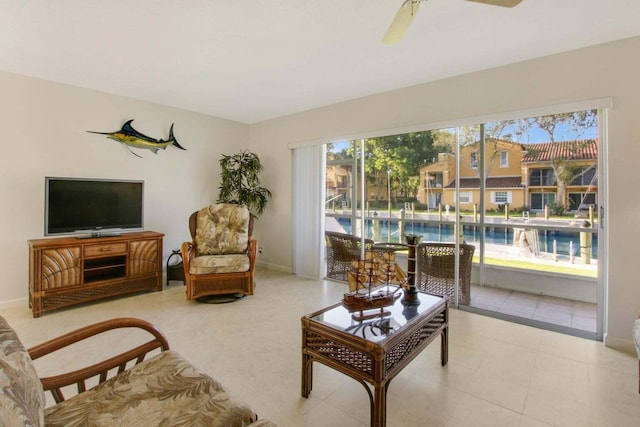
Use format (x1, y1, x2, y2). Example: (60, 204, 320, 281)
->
(325, 231, 374, 281)
(415, 242, 475, 305)
(181, 204, 256, 301)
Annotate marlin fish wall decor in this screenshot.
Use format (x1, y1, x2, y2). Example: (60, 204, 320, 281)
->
(87, 119, 186, 158)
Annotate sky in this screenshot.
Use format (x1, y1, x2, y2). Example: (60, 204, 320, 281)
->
(500, 121, 597, 143)
(329, 114, 598, 152)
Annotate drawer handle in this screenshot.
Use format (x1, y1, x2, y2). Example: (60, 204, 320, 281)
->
(100, 247, 112, 252)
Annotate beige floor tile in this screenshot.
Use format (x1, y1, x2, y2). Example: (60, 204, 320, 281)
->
(588, 365, 640, 414)
(523, 389, 594, 427)
(447, 394, 522, 427)
(492, 322, 542, 351)
(476, 345, 536, 386)
(587, 344, 637, 376)
(413, 357, 477, 392)
(534, 352, 589, 382)
(465, 373, 529, 413)
(519, 415, 554, 427)
(0, 268, 633, 427)
(322, 377, 374, 425)
(591, 401, 640, 427)
(539, 330, 590, 363)
(529, 369, 591, 407)
(387, 375, 463, 422)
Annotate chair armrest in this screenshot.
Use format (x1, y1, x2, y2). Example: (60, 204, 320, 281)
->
(182, 241, 195, 264)
(248, 239, 257, 268)
(27, 317, 169, 403)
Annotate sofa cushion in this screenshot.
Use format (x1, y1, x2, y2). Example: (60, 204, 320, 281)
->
(0, 316, 45, 427)
(633, 318, 640, 357)
(44, 350, 258, 427)
(190, 253, 250, 275)
(196, 204, 250, 255)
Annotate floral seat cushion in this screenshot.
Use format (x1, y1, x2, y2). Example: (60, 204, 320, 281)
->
(44, 350, 258, 427)
(195, 204, 250, 255)
(189, 253, 250, 274)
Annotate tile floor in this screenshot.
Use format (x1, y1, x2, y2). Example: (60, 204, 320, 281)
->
(467, 285, 597, 333)
(2, 268, 637, 426)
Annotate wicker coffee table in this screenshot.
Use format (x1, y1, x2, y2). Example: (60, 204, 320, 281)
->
(301, 292, 448, 427)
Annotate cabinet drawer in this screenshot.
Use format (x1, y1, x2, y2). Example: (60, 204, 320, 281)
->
(84, 243, 127, 257)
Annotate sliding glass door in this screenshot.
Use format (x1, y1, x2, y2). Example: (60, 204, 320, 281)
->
(323, 108, 602, 339)
(465, 111, 600, 339)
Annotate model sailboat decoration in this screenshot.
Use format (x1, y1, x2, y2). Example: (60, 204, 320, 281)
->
(343, 250, 408, 320)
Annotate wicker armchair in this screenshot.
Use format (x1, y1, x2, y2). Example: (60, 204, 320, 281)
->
(325, 231, 374, 281)
(415, 242, 475, 305)
(181, 204, 256, 301)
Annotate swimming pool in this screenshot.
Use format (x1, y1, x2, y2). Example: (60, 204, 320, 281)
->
(336, 217, 598, 259)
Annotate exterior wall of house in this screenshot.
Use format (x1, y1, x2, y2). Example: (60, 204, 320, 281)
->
(419, 139, 596, 212)
(486, 141, 525, 178)
(523, 159, 597, 210)
(457, 140, 524, 178)
(417, 152, 454, 205)
(420, 140, 528, 210)
(440, 187, 526, 212)
(325, 159, 352, 205)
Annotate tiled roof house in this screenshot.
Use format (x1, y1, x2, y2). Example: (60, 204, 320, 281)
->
(418, 138, 598, 212)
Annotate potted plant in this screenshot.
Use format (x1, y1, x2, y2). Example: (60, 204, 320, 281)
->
(217, 150, 272, 217)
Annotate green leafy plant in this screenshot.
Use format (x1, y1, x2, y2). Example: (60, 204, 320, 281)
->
(217, 150, 272, 217)
(547, 200, 566, 216)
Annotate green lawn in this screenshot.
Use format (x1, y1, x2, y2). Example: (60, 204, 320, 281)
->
(479, 256, 597, 278)
(389, 250, 597, 278)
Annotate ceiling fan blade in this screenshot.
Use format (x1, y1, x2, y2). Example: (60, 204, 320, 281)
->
(465, 0, 524, 7)
(382, 0, 422, 45)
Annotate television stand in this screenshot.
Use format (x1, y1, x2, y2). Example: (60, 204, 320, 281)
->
(28, 231, 164, 317)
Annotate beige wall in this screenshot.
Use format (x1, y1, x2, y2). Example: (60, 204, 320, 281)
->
(0, 71, 248, 303)
(250, 36, 640, 347)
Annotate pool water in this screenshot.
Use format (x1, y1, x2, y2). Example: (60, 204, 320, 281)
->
(337, 218, 598, 259)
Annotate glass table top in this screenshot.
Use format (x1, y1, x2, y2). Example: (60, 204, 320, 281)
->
(309, 290, 445, 342)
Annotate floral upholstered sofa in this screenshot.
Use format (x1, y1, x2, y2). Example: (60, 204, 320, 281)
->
(0, 315, 275, 426)
(634, 312, 640, 393)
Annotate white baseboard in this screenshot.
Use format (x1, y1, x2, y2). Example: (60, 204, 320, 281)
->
(0, 297, 28, 309)
(603, 333, 636, 353)
(256, 260, 292, 274)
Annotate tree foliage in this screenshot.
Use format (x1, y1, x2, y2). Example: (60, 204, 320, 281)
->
(331, 109, 597, 209)
(341, 132, 438, 201)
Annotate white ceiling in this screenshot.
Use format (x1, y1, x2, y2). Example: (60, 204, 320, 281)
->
(2, 0, 639, 124)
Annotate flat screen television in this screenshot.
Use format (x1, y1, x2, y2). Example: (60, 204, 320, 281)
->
(45, 177, 144, 237)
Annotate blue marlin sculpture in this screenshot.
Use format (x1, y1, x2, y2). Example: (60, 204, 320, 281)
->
(87, 120, 186, 158)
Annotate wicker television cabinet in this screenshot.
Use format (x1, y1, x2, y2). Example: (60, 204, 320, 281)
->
(28, 231, 164, 317)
